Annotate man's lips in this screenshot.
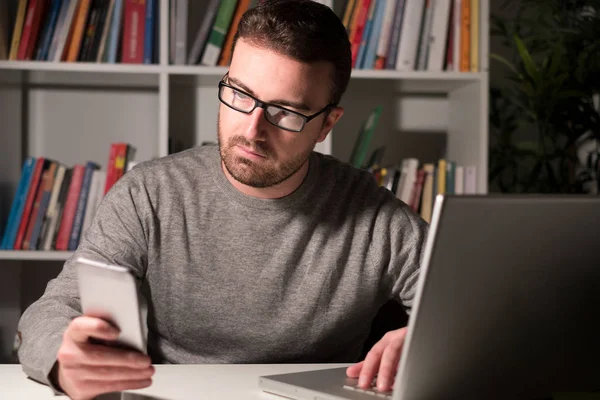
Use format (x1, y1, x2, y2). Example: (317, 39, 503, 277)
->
(237, 145, 266, 158)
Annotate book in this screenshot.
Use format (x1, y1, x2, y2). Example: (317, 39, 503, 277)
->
(0, 158, 36, 250)
(200, 0, 238, 66)
(349, 105, 382, 169)
(68, 161, 100, 250)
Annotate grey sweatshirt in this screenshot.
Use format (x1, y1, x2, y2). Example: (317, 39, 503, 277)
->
(17, 144, 429, 391)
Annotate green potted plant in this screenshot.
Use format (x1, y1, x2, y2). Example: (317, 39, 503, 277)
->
(489, 0, 600, 193)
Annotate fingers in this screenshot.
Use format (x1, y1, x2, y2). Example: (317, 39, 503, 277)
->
(67, 378, 152, 400)
(345, 361, 364, 378)
(358, 342, 385, 389)
(375, 334, 405, 392)
(72, 365, 155, 382)
(78, 343, 151, 368)
(67, 316, 120, 344)
(58, 342, 151, 369)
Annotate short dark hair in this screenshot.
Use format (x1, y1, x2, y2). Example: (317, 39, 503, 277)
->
(232, 0, 352, 106)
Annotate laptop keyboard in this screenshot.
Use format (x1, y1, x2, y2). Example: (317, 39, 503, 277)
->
(343, 378, 393, 399)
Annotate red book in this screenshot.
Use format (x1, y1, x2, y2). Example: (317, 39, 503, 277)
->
(104, 143, 128, 194)
(55, 164, 85, 251)
(351, 0, 372, 68)
(14, 158, 46, 250)
(121, 0, 146, 64)
(17, 0, 48, 60)
(22, 167, 51, 250)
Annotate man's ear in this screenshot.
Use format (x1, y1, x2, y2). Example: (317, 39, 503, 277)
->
(317, 107, 344, 143)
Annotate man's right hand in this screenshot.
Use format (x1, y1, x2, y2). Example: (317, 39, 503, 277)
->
(54, 316, 154, 400)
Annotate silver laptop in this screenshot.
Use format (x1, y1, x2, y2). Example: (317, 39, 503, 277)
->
(259, 195, 600, 399)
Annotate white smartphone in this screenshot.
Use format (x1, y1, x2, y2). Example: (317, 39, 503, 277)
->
(75, 256, 147, 354)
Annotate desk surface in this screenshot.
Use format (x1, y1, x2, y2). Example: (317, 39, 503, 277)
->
(0, 363, 350, 399)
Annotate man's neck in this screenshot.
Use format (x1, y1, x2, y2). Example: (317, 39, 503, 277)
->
(221, 160, 310, 199)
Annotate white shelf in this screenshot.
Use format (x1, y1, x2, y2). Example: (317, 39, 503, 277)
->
(0, 61, 165, 74)
(0, 61, 483, 81)
(350, 69, 482, 80)
(0, 251, 74, 261)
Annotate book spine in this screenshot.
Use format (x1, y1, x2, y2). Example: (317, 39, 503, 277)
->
(350, 0, 371, 68)
(143, 0, 155, 63)
(14, 158, 46, 250)
(374, 0, 398, 70)
(66, 0, 93, 61)
(459, 0, 470, 72)
(17, 0, 44, 60)
(55, 165, 85, 251)
(384, 0, 405, 70)
(1, 158, 35, 249)
(79, 0, 102, 61)
(363, 0, 386, 70)
(107, 0, 124, 62)
(23, 166, 52, 250)
(8, 0, 29, 60)
(68, 162, 99, 250)
(121, 0, 146, 63)
(53, 0, 79, 61)
(218, 0, 251, 67)
(186, 0, 220, 65)
(200, 0, 238, 66)
(48, 0, 71, 61)
(355, 0, 376, 69)
(96, 0, 115, 61)
(469, 0, 478, 72)
(395, 0, 425, 71)
(37, 0, 63, 61)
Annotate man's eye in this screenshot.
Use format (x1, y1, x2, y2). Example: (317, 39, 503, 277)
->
(233, 90, 250, 100)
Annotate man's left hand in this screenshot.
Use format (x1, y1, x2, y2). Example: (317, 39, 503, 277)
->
(346, 327, 407, 393)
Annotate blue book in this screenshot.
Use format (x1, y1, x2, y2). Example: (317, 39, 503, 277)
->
(107, 0, 124, 63)
(385, 0, 406, 70)
(363, 0, 386, 69)
(28, 184, 52, 250)
(36, 0, 63, 61)
(143, 0, 156, 64)
(356, 0, 377, 69)
(48, 0, 72, 61)
(1, 158, 36, 250)
(68, 161, 100, 251)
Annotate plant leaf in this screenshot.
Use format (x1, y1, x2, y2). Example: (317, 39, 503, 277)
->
(514, 34, 541, 84)
(489, 53, 520, 76)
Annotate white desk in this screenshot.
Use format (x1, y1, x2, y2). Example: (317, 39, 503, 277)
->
(0, 363, 350, 399)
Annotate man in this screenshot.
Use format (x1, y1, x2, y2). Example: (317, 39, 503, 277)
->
(17, 1, 428, 399)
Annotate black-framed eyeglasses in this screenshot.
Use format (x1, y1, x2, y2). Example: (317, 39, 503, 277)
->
(218, 74, 335, 132)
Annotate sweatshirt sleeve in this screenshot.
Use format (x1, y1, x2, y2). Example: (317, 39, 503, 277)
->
(384, 202, 430, 314)
(17, 167, 152, 393)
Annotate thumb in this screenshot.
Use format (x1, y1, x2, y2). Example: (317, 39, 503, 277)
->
(346, 361, 364, 378)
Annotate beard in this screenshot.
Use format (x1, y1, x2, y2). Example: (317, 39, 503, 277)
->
(217, 117, 316, 188)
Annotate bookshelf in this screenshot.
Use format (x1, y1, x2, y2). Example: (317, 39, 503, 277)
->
(0, 0, 489, 362)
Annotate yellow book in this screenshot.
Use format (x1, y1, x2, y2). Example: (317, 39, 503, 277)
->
(437, 159, 447, 195)
(342, 0, 357, 31)
(470, 0, 479, 72)
(420, 164, 435, 223)
(347, 0, 363, 46)
(8, 0, 28, 60)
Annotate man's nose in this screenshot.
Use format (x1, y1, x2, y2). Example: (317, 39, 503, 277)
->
(244, 107, 268, 141)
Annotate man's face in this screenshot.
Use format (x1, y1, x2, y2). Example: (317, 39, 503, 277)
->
(217, 39, 341, 188)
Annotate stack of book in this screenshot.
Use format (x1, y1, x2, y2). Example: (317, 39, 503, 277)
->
(343, 0, 480, 72)
(172, 0, 332, 66)
(369, 158, 477, 223)
(348, 105, 477, 223)
(2, 0, 157, 64)
(0, 142, 136, 252)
